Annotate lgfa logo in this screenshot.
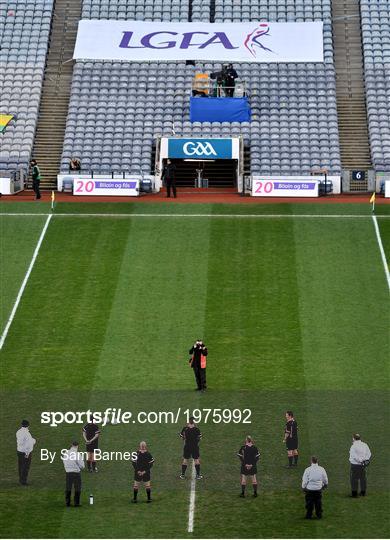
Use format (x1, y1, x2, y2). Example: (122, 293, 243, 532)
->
(244, 24, 274, 58)
(183, 141, 217, 157)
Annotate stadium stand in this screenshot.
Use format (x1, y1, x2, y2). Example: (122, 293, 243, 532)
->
(361, 0, 390, 172)
(0, 0, 54, 173)
(60, 0, 342, 177)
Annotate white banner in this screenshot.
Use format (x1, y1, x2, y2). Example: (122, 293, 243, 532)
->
(72, 177, 140, 196)
(252, 176, 319, 197)
(73, 20, 323, 63)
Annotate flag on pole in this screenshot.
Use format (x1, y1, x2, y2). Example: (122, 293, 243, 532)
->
(369, 192, 376, 212)
(51, 190, 55, 211)
(0, 114, 14, 133)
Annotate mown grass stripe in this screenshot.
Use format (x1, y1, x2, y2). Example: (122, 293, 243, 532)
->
(2, 213, 390, 219)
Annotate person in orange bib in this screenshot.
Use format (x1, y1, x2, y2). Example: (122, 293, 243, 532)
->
(189, 340, 208, 392)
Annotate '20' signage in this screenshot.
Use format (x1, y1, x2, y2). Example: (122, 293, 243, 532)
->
(254, 180, 274, 194)
(74, 179, 95, 193)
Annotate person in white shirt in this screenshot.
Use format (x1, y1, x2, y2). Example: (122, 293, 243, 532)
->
(62, 441, 85, 507)
(16, 420, 36, 485)
(301, 456, 328, 519)
(349, 433, 371, 497)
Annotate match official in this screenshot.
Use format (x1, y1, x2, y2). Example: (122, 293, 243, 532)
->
(302, 456, 328, 519)
(349, 434, 371, 497)
(237, 436, 260, 497)
(62, 441, 85, 507)
(180, 417, 203, 479)
(284, 410, 298, 467)
(16, 419, 36, 485)
(189, 340, 208, 392)
(82, 415, 100, 472)
(132, 441, 154, 503)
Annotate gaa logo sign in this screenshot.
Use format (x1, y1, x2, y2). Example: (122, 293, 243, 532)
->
(182, 141, 217, 157)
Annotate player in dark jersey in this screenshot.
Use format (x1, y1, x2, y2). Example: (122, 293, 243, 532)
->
(237, 436, 260, 497)
(132, 441, 154, 503)
(82, 415, 100, 472)
(179, 417, 203, 480)
(284, 410, 298, 467)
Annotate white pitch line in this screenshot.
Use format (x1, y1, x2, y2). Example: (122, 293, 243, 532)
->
(2, 212, 390, 219)
(0, 214, 52, 350)
(187, 462, 197, 534)
(372, 214, 390, 293)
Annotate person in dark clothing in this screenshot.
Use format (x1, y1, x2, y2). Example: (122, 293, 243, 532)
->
(224, 64, 238, 97)
(82, 416, 100, 472)
(30, 159, 41, 200)
(132, 441, 154, 503)
(189, 340, 208, 391)
(161, 159, 177, 198)
(284, 410, 298, 467)
(237, 436, 260, 497)
(179, 417, 203, 480)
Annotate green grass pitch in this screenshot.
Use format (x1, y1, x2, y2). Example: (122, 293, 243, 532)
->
(0, 202, 389, 538)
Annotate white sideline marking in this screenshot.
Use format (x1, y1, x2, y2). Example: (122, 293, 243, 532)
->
(187, 462, 196, 533)
(2, 212, 390, 219)
(372, 215, 390, 292)
(0, 214, 52, 350)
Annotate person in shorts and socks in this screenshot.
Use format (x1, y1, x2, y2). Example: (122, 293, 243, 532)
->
(132, 441, 154, 503)
(284, 410, 298, 467)
(237, 435, 260, 497)
(179, 417, 203, 479)
(82, 415, 100, 472)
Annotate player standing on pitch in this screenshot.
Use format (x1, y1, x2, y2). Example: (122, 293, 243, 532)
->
(284, 410, 298, 467)
(179, 417, 203, 479)
(132, 441, 154, 503)
(237, 436, 260, 497)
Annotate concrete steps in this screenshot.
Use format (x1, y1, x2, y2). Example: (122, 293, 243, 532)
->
(32, 0, 81, 189)
(332, 0, 372, 171)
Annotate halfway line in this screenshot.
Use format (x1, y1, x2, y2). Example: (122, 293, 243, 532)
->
(187, 462, 197, 533)
(0, 214, 52, 350)
(372, 215, 390, 293)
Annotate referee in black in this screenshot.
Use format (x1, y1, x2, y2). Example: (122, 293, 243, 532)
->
(284, 410, 298, 467)
(179, 417, 203, 479)
(132, 441, 154, 503)
(237, 436, 260, 497)
(82, 415, 100, 472)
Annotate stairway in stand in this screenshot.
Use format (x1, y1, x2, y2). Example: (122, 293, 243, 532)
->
(32, 0, 81, 189)
(332, 0, 372, 171)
